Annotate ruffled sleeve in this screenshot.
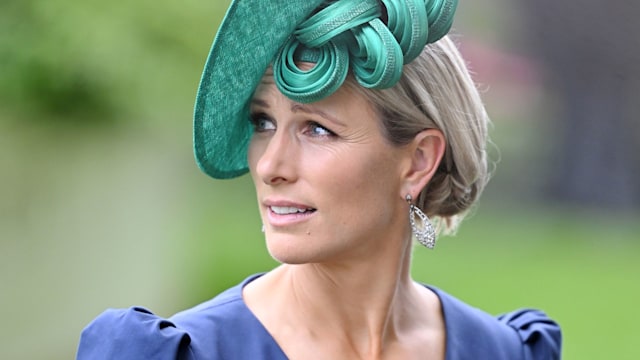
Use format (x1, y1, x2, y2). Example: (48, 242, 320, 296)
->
(497, 309, 562, 360)
(77, 307, 195, 360)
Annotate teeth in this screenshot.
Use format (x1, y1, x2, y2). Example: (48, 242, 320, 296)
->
(270, 206, 314, 215)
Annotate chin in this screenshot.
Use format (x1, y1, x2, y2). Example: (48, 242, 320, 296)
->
(267, 248, 314, 265)
(264, 233, 332, 265)
(265, 240, 314, 265)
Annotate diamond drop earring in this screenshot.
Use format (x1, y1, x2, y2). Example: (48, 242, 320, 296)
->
(406, 194, 436, 249)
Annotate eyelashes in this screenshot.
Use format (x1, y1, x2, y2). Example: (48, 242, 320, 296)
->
(249, 113, 337, 138)
(249, 112, 275, 132)
(307, 121, 335, 137)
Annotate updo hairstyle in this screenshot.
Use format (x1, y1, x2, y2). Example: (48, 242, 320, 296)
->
(349, 36, 491, 234)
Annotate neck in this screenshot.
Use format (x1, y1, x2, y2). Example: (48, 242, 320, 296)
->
(291, 234, 414, 314)
(264, 233, 425, 356)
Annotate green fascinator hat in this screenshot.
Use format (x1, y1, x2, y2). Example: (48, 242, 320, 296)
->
(194, 0, 458, 179)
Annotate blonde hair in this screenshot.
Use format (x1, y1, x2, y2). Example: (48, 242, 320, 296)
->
(350, 36, 490, 235)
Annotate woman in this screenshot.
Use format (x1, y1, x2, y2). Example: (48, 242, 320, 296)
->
(78, 0, 562, 359)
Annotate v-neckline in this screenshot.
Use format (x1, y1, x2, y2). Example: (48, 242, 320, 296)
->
(236, 273, 453, 360)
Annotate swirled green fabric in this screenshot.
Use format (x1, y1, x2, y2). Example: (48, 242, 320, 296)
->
(275, 0, 458, 103)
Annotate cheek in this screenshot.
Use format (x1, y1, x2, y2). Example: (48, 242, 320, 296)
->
(320, 149, 402, 207)
(317, 156, 404, 245)
(247, 139, 263, 178)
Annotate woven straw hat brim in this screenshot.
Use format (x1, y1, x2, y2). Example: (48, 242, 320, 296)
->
(194, 0, 326, 179)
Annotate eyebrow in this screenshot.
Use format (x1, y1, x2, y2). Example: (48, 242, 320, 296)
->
(250, 98, 270, 108)
(291, 103, 345, 127)
(250, 99, 346, 128)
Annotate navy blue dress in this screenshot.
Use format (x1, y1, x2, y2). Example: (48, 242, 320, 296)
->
(77, 274, 562, 359)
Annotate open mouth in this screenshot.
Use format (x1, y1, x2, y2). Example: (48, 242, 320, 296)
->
(269, 206, 317, 215)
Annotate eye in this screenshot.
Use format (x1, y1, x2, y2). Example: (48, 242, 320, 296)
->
(306, 121, 335, 137)
(250, 113, 276, 132)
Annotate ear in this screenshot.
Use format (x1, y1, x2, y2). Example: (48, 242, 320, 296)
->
(401, 129, 446, 198)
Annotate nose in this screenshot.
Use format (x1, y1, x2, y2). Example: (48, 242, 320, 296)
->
(255, 130, 298, 185)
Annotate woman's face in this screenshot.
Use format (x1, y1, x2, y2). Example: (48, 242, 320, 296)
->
(248, 78, 412, 265)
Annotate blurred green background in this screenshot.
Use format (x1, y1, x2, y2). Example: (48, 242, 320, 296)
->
(2, 0, 638, 359)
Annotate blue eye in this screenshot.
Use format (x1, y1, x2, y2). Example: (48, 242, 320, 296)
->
(250, 113, 276, 132)
(307, 122, 335, 137)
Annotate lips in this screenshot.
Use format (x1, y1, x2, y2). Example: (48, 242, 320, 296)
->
(264, 200, 317, 226)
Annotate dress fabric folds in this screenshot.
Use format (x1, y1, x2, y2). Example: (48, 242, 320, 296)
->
(77, 274, 562, 360)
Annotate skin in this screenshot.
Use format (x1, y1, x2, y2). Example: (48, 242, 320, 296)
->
(243, 74, 448, 359)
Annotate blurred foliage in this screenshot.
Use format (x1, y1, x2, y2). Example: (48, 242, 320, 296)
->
(0, 0, 228, 127)
(2, 0, 115, 122)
